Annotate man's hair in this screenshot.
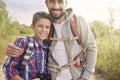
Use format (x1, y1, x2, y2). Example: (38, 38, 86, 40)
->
(45, 0, 67, 2)
(32, 12, 52, 25)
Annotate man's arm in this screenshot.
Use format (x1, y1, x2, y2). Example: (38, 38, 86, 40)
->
(77, 16, 97, 80)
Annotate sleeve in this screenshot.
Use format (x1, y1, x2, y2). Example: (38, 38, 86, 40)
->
(2, 38, 27, 80)
(78, 16, 97, 80)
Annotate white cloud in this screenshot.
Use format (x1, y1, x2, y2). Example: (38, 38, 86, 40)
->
(4, 0, 120, 28)
(4, 0, 47, 25)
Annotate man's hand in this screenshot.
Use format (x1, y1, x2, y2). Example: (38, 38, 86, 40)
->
(6, 43, 23, 57)
(79, 77, 87, 80)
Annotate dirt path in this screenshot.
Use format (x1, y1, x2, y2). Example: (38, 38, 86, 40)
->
(0, 64, 5, 80)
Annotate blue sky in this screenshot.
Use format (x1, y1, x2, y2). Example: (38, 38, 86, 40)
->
(4, 0, 120, 28)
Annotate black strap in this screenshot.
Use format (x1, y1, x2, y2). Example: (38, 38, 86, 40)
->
(16, 37, 34, 77)
(48, 15, 80, 46)
(47, 24, 55, 46)
(21, 37, 34, 65)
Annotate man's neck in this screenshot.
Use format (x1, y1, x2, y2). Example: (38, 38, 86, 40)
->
(54, 15, 65, 24)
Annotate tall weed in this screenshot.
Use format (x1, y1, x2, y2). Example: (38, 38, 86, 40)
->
(96, 35, 120, 80)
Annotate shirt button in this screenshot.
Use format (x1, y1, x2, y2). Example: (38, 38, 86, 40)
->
(41, 63, 44, 65)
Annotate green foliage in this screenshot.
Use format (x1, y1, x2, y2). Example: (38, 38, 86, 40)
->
(0, 0, 9, 36)
(0, 0, 33, 64)
(90, 20, 120, 80)
(90, 21, 110, 38)
(96, 35, 120, 80)
(0, 0, 120, 80)
(114, 28, 120, 35)
(18, 24, 33, 34)
(0, 36, 16, 64)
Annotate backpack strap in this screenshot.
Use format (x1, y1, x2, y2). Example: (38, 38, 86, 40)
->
(70, 15, 86, 68)
(21, 36, 34, 65)
(17, 36, 34, 77)
(70, 15, 81, 45)
(47, 15, 87, 72)
(47, 24, 55, 46)
(48, 15, 80, 46)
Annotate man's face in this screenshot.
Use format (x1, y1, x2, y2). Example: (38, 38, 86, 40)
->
(45, 0, 67, 20)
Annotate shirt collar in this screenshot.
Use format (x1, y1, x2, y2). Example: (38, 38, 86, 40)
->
(33, 35, 48, 49)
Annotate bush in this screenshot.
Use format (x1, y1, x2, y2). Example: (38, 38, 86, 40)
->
(96, 35, 120, 80)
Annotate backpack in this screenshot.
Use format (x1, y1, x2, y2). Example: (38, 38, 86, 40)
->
(47, 15, 86, 68)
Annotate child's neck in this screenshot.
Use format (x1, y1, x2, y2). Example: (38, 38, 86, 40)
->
(36, 37, 44, 47)
(39, 40, 44, 47)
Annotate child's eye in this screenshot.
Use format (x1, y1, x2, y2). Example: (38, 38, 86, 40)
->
(38, 25, 43, 28)
(46, 26, 50, 29)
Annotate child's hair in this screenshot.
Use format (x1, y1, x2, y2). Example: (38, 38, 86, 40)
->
(32, 12, 52, 25)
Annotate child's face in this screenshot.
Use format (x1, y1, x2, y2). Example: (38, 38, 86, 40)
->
(32, 18, 51, 42)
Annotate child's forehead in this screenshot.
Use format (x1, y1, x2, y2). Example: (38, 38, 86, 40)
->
(36, 18, 51, 25)
(38, 18, 51, 22)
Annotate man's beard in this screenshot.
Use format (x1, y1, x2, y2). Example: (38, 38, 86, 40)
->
(49, 8, 65, 20)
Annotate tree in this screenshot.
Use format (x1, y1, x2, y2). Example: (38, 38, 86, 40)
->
(108, 7, 115, 31)
(0, 0, 10, 37)
(90, 21, 110, 38)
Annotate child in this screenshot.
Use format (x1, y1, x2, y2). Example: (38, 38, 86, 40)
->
(2, 12, 52, 80)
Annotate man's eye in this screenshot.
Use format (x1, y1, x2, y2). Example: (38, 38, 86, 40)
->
(49, 0, 64, 3)
(49, 0, 55, 3)
(58, 0, 64, 3)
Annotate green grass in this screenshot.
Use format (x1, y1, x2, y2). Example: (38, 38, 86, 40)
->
(0, 35, 16, 64)
(96, 35, 120, 80)
(0, 34, 120, 80)
(0, 34, 34, 65)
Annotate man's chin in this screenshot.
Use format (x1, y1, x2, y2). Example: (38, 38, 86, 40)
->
(50, 13, 65, 20)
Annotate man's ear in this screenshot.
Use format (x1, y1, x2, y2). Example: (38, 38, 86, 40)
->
(65, 0, 68, 8)
(45, 0, 48, 8)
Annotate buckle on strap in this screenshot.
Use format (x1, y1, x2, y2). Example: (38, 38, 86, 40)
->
(50, 37, 78, 41)
(61, 61, 76, 69)
(47, 61, 76, 72)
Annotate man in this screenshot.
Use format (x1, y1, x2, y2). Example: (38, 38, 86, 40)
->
(6, 0, 97, 80)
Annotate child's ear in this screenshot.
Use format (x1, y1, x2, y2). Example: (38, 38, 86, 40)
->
(45, 0, 48, 8)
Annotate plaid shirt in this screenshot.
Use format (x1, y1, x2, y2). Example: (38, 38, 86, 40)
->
(2, 36, 48, 80)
